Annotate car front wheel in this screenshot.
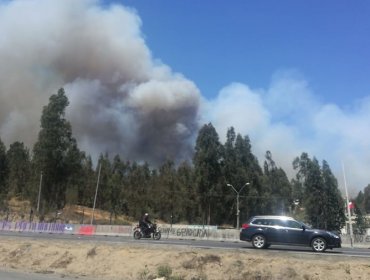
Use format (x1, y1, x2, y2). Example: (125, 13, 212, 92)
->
(252, 234, 267, 249)
(311, 237, 327, 252)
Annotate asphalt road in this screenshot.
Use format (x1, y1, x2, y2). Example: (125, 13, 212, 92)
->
(0, 231, 369, 279)
(0, 270, 82, 280)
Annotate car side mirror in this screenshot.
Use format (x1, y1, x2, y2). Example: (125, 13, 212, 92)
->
(302, 225, 306, 231)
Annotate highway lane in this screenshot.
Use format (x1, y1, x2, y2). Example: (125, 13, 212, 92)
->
(0, 231, 369, 258)
(0, 270, 94, 280)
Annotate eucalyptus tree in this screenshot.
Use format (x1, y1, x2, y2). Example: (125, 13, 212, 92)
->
(293, 153, 345, 231)
(233, 134, 263, 220)
(94, 153, 113, 214)
(193, 123, 223, 225)
(154, 160, 178, 222)
(364, 185, 370, 214)
(6, 142, 31, 198)
(75, 155, 96, 207)
(0, 138, 8, 202)
(32, 88, 82, 212)
(107, 155, 127, 223)
(355, 190, 365, 212)
(353, 203, 368, 235)
(294, 154, 326, 228)
(263, 151, 292, 215)
(125, 162, 152, 219)
(222, 128, 263, 225)
(222, 127, 240, 225)
(321, 161, 345, 231)
(176, 160, 199, 224)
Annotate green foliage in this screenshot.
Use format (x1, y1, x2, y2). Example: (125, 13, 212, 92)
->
(32, 88, 83, 212)
(293, 153, 345, 231)
(193, 123, 223, 225)
(176, 161, 199, 224)
(0, 138, 8, 207)
(353, 203, 368, 234)
(6, 142, 31, 198)
(125, 161, 153, 219)
(363, 185, 370, 214)
(222, 127, 267, 225)
(157, 264, 172, 278)
(263, 151, 292, 215)
(0, 138, 8, 195)
(355, 190, 365, 212)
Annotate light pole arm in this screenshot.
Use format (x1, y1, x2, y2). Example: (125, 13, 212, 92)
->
(229, 184, 238, 194)
(239, 183, 248, 194)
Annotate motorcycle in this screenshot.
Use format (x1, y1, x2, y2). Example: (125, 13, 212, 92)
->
(133, 223, 161, 240)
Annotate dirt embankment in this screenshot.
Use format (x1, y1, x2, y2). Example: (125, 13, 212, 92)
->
(0, 236, 369, 280)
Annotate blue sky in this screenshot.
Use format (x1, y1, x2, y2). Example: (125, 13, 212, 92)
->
(117, 0, 370, 106)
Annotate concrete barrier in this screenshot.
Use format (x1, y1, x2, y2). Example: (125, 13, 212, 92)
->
(159, 224, 239, 241)
(0, 220, 368, 248)
(0, 221, 68, 234)
(95, 225, 132, 236)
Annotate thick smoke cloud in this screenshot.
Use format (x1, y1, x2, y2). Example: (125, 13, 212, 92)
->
(204, 71, 370, 194)
(0, 0, 200, 164)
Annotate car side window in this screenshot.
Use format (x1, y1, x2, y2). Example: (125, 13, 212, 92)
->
(285, 220, 302, 229)
(270, 219, 285, 226)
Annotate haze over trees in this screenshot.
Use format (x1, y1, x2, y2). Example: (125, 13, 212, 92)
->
(0, 88, 365, 231)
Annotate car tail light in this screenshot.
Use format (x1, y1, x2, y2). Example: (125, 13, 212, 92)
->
(241, 223, 250, 229)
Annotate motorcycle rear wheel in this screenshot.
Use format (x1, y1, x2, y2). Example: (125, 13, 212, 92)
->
(153, 231, 161, 240)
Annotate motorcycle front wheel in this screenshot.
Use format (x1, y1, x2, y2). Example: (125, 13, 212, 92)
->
(153, 231, 161, 240)
(133, 230, 142, 240)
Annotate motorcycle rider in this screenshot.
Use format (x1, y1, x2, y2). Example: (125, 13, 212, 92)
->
(139, 213, 153, 236)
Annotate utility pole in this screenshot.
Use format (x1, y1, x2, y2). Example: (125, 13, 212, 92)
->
(91, 163, 102, 225)
(227, 182, 250, 229)
(342, 161, 353, 248)
(37, 171, 43, 213)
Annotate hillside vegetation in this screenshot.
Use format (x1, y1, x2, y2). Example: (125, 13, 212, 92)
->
(0, 197, 134, 225)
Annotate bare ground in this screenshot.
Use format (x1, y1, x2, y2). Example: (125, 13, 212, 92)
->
(0, 236, 369, 280)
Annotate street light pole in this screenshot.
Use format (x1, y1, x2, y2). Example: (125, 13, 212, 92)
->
(227, 182, 250, 229)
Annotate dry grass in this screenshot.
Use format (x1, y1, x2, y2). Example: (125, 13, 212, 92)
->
(86, 247, 97, 258)
(0, 237, 370, 280)
(0, 197, 134, 225)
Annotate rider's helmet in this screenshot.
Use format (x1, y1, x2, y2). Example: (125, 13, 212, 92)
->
(144, 213, 149, 216)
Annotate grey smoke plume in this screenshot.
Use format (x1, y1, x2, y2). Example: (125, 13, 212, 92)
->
(0, 0, 200, 164)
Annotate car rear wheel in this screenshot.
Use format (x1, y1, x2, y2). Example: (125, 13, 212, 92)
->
(252, 234, 267, 249)
(311, 237, 327, 252)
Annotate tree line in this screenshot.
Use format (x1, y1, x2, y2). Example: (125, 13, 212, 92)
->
(0, 88, 368, 231)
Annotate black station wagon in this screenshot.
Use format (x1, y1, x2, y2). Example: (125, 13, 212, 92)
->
(240, 215, 341, 252)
